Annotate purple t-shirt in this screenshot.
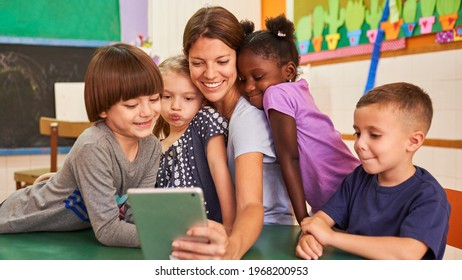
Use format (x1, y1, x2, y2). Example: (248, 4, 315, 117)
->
(263, 78, 359, 212)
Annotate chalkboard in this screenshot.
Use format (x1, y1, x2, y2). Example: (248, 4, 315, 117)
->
(0, 44, 96, 149)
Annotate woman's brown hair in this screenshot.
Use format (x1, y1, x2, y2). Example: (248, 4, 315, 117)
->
(183, 6, 244, 56)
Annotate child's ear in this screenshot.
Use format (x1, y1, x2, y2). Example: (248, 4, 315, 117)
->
(407, 130, 425, 152)
(99, 111, 107, 119)
(284, 62, 297, 82)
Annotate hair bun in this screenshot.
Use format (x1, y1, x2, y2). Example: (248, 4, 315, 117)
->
(265, 14, 294, 41)
(240, 19, 255, 36)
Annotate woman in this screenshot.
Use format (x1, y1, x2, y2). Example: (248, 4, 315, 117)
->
(171, 6, 293, 260)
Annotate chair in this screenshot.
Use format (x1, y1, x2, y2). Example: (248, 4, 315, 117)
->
(14, 117, 92, 190)
(445, 188, 462, 249)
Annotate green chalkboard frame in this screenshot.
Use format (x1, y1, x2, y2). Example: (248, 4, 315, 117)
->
(0, 0, 120, 42)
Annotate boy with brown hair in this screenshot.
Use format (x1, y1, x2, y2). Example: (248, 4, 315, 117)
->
(296, 82, 450, 260)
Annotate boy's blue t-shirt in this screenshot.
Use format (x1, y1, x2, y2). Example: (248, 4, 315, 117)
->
(322, 165, 451, 259)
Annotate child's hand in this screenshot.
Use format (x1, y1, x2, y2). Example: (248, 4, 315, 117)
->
(296, 233, 323, 260)
(300, 215, 334, 246)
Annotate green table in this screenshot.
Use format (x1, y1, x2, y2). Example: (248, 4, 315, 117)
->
(0, 225, 362, 260)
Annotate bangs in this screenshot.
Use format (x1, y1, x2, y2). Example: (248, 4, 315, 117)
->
(84, 44, 163, 121)
(103, 52, 163, 102)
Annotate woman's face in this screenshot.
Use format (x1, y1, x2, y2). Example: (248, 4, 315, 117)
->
(187, 37, 238, 104)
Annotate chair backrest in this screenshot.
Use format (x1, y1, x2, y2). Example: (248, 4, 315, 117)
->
(39, 117, 93, 172)
(445, 188, 462, 249)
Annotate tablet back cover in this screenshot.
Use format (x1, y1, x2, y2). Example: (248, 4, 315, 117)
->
(128, 188, 207, 259)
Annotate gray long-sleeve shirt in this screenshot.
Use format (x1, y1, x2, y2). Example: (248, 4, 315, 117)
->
(0, 121, 161, 247)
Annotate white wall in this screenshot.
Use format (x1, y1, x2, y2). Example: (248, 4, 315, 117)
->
(300, 48, 462, 260)
(148, 0, 261, 61)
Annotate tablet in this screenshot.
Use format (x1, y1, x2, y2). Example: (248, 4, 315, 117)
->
(127, 187, 208, 260)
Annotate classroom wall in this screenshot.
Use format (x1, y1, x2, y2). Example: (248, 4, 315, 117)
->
(261, 0, 286, 28)
(119, 0, 148, 44)
(299, 48, 462, 260)
(148, 0, 261, 62)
